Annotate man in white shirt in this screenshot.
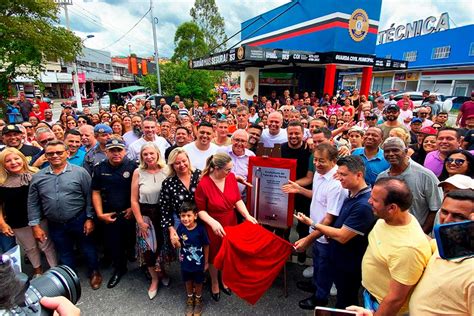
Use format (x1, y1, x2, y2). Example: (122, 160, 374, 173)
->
(260, 111, 287, 148)
(128, 117, 169, 161)
(218, 129, 255, 197)
(283, 143, 347, 310)
(183, 121, 218, 170)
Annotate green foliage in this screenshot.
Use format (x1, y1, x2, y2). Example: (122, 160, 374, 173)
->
(172, 22, 208, 61)
(190, 0, 227, 53)
(0, 0, 82, 95)
(139, 61, 224, 102)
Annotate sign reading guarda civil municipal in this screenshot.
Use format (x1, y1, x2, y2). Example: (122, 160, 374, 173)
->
(378, 12, 450, 44)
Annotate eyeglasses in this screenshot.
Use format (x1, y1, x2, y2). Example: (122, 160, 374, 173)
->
(39, 137, 55, 145)
(233, 139, 247, 144)
(446, 158, 465, 166)
(45, 151, 65, 158)
(220, 167, 232, 173)
(24, 125, 34, 128)
(419, 112, 428, 116)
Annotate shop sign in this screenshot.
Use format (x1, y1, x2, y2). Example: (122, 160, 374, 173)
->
(191, 52, 229, 68)
(395, 72, 419, 81)
(334, 53, 374, 65)
(378, 12, 450, 44)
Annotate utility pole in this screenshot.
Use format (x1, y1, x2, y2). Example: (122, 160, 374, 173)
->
(56, 0, 83, 111)
(149, 0, 162, 95)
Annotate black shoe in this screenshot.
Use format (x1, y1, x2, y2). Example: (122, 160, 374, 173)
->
(221, 287, 232, 296)
(298, 295, 328, 310)
(297, 252, 307, 265)
(296, 280, 316, 293)
(211, 291, 220, 302)
(107, 269, 127, 289)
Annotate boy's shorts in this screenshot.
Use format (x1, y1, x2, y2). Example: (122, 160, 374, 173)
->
(181, 270, 205, 284)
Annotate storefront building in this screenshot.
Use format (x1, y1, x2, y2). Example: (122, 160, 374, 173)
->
(191, 0, 407, 99)
(341, 15, 474, 96)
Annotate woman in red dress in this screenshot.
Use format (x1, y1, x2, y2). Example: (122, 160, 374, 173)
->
(195, 152, 257, 302)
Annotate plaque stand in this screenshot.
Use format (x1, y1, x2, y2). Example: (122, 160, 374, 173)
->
(248, 144, 297, 298)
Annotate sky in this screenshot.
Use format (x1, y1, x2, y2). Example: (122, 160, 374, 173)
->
(60, 0, 473, 59)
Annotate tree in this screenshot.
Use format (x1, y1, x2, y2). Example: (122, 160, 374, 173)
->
(172, 22, 208, 61)
(0, 0, 82, 95)
(139, 61, 223, 102)
(190, 0, 227, 53)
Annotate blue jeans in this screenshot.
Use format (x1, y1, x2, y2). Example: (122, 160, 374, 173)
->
(48, 212, 99, 275)
(0, 234, 16, 254)
(312, 241, 333, 301)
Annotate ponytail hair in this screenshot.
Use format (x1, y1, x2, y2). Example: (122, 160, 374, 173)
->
(200, 153, 232, 178)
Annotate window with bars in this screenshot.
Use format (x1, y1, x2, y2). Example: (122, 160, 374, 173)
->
(403, 51, 417, 62)
(432, 46, 451, 59)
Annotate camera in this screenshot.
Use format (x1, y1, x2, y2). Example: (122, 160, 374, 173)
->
(1, 257, 81, 316)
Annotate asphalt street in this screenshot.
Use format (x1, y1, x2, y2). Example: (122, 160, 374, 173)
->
(73, 259, 317, 316)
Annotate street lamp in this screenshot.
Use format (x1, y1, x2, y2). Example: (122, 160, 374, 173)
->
(71, 34, 94, 111)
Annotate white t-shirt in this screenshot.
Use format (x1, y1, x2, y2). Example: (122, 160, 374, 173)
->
(260, 128, 287, 148)
(128, 136, 170, 161)
(183, 142, 219, 170)
(399, 109, 413, 128)
(309, 165, 348, 244)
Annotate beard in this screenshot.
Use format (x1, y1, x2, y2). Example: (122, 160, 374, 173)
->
(133, 126, 143, 137)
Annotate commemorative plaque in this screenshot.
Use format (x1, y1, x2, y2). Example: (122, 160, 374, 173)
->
(247, 157, 297, 229)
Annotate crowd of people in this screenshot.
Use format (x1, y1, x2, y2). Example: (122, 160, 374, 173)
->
(0, 88, 473, 315)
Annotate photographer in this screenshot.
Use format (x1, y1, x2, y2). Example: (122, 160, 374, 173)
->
(0, 257, 80, 316)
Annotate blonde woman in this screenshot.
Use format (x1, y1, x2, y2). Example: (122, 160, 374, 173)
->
(0, 148, 57, 276)
(159, 148, 201, 240)
(131, 142, 173, 299)
(195, 152, 258, 301)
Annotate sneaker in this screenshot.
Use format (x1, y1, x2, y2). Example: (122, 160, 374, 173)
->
(193, 296, 203, 316)
(330, 283, 337, 296)
(302, 266, 313, 278)
(185, 295, 194, 316)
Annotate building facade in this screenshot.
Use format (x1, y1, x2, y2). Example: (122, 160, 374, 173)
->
(341, 20, 474, 96)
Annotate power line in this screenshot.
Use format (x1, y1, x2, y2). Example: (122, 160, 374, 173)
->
(68, 5, 155, 52)
(100, 8, 151, 50)
(229, 1, 300, 49)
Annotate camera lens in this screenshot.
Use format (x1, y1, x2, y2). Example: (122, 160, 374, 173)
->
(28, 265, 81, 304)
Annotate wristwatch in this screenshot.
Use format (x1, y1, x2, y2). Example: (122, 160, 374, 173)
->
(310, 222, 317, 230)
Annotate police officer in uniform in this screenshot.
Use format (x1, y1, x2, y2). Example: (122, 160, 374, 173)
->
(91, 138, 137, 288)
(83, 124, 112, 175)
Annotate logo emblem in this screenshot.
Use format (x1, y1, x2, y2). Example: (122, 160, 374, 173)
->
(245, 75, 256, 95)
(348, 9, 369, 42)
(123, 171, 130, 178)
(237, 47, 245, 60)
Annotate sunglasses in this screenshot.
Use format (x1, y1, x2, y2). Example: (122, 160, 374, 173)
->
(39, 137, 55, 145)
(45, 151, 65, 158)
(446, 158, 465, 166)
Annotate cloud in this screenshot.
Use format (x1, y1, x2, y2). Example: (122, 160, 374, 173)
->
(60, 0, 470, 58)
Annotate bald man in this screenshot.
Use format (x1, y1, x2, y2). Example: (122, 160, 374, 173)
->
(218, 129, 255, 196)
(260, 111, 287, 148)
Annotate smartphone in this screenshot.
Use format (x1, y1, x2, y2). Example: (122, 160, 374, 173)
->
(434, 221, 474, 260)
(314, 307, 357, 316)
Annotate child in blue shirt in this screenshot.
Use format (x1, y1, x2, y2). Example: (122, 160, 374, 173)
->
(175, 201, 209, 316)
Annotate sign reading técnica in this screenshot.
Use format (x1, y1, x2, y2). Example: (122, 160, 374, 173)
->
(378, 12, 450, 44)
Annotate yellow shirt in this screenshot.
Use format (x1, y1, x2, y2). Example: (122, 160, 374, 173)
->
(362, 215, 432, 314)
(409, 239, 474, 315)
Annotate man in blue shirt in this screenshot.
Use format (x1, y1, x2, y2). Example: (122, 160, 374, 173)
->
(65, 129, 86, 166)
(28, 140, 102, 290)
(352, 127, 389, 186)
(295, 155, 374, 309)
